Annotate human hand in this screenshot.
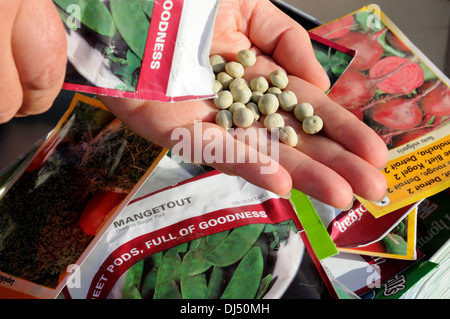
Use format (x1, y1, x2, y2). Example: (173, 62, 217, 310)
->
(101, 0, 389, 210)
(0, 0, 67, 123)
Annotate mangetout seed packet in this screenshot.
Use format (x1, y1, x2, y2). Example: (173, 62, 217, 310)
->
(62, 166, 337, 299)
(0, 94, 166, 299)
(310, 5, 450, 218)
(53, 0, 218, 102)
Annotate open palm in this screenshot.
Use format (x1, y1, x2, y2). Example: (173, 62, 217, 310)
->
(101, 0, 388, 210)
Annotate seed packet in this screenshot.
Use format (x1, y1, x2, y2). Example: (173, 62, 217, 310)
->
(53, 0, 218, 102)
(322, 249, 427, 297)
(0, 94, 166, 299)
(310, 5, 450, 218)
(62, 169, 338, 299)
(312, 198, 420, 260)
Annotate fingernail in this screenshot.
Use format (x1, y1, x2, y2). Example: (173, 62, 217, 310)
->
(278, 191, 291, 200)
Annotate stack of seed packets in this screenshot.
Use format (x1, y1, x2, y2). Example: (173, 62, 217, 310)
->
(308, 5, 449, 299)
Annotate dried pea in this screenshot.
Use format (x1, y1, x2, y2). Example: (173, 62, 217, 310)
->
(269, 69, 289, 89)
(215, 110, 233, 129)
(212, 80, 222, 94)
(225, 61, 245, 78)
(220, 246, 264, 299)
(214, 90, 233, 109)
(279, 126, 299, 147)
(302, 115, 323, 134)
(258, 93, 279, 115)
(294, 102, 314, 122)
(210, 55, 227, 73)
(278, 90, 298, 112)
(264, 113, 285, 130)
(251, 91, 264, 104)
(236, 49, 256, 67)
(246, 102, 260, 121)
(216, 72, 233, 89)
(230, 86, 252, 104)
(267, 87, 282, 96)
(233, 107, 254, 128)
(228, 102, 246, 114)
(250, 76, 269, 93)
(228, 77, 249, 91)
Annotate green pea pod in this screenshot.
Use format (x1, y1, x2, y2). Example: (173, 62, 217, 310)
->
(139, 0, 155, 19)
(205, 224, 265, 267)
(184, 231, 229, 276)
(256, 274, 273, 299)
(180, 257, 207, 299)
(110, 0, 150, 60)
(220, 246, 264, 299)
(206, 266, 226, 299)
(153, 249, 182, 299)
(140, 252, 163, 298)
(53, 0, 116, 37)
(121, 259, 144, 299)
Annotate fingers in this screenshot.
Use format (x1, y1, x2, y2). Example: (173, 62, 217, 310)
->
(212, 0, 330, 92)
(285, 76, 389, 170)
(244, 0, 330, 91)
(0, 0, 67, 123)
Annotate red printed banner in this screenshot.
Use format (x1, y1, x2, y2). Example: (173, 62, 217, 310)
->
(138, 0, 184, 101)
(86, 197, 296, 299)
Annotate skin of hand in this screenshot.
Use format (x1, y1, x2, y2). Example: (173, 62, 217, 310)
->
(101, 0, 389, 210)
(0, 0, 67, 123)
(0, 0, 388, 210)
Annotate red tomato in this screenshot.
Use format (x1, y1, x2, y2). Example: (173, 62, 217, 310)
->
(79, 191, 127, 236)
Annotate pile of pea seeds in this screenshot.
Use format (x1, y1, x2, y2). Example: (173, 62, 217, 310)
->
(210, 50, 323, 148)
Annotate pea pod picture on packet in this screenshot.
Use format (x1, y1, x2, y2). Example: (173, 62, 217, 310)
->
(53, 0, 218, 102)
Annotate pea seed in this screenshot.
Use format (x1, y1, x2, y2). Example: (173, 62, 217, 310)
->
(233, 107, 254, 128)
(213, 80, 222, 93)
(278, 90, 298, 112)
(246, 102, 260, 121)
(302, 115, 323, 134)
(214, 90, 233, 109)
(251, 91, 264, 104)
(267, 87, 282, 96)
(209, 54, 226, 73)
(294, 102, 314, 122)
(264, 113, 285, 130)
(236, 49, 256, 67)
(250, 76, 269, 93)
(228, 77, 249, 91)
(231, 86, 252, 104)
(228, 102, 246, 114)
(215, 110, 233, 129)
(216, 72, 233, 89)
(225, 61, 244, 78)
(258, 93, 279, 115)
(269, 69, 289, 89)
(279, 126, 299, 147)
